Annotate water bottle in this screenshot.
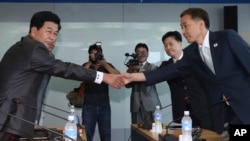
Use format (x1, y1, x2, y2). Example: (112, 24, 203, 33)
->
(181, 111, 192, 141)
(70, 105, 78, 124)
(64, 115, 77, 141)
(154, 105, 162, 133)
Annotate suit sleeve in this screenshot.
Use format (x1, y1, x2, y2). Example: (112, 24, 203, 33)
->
(144, 59, 191, 85)
(31, 43, 96, 82)
(226, 29, 250, 74)
(159, 61, 169, 68)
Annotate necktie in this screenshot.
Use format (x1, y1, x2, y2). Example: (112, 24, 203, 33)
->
(200, 45, 215, 73)
(139, 63, 144, 72)
(173, 59, 178, 64)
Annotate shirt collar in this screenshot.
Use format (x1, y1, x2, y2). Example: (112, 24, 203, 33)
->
(202, 31, 210, 48)
(178, 51, 184, 60)
(173, 51, 184, 63)
(141, 61, 147, 66)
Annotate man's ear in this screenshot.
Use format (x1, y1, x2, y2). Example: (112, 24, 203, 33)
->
(30, 27, 37, 37)
(199, 20, 205, 29)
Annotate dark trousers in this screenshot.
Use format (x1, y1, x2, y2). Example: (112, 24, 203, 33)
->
(0, 132, 20, 141)
(131, 103, 154, 125)
(82, 103, 111, 141)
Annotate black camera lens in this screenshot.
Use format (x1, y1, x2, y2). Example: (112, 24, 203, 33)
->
(95, 52, 104, 60)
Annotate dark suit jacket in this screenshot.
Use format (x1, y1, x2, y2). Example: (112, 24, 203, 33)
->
(144, 29, 250, 133)
(160, 59, 214, 131)
(0, 35, 97, 138)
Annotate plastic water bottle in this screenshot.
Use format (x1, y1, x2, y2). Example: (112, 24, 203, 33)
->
(70, 105, 78, 124)
(181, 111, 192, 141)
(64, 115, 77, 141)
(154, 105, 162, 133)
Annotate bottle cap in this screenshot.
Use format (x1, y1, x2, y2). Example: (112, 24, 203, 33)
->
(156, 105, 160, 109)
(184, 111, 189, 116)
(68, 115, 74, 121)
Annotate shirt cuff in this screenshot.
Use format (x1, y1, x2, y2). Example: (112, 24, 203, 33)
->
(94, 71, 103, 84)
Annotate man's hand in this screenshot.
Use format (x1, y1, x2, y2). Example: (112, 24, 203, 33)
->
(97, 58, 107, 66)
(121, 73, 134, 85)
(121, 72, 146, 85)
(103, 73, 124, 89)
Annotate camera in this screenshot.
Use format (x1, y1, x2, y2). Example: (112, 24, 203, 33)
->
(127, 59, 140, 67)
(95, 42, 104, 61)
(124, 53, 140, 67)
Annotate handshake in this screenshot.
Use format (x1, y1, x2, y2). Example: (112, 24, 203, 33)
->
(103, 72, 145, 89)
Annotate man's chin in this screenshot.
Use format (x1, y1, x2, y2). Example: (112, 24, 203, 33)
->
(47, 46, 54, 52)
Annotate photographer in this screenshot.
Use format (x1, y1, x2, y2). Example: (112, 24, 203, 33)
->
(81, 43, 120, 141)
(125, 43, 161, 127)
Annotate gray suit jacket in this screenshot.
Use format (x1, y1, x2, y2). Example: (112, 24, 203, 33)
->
(126, 62, 161, 112)
(0, 35, 97, 138)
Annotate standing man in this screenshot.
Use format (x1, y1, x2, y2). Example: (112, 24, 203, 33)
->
(160, 31, 213, 130)
(0, 11, 122, 140)
(82, 43, 120, 141)
(125, 43, 161, 128)
(122, 7, 250, 134)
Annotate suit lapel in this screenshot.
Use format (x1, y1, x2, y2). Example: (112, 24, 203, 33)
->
(188, 43, 206, 65)
(144, 62, 152, 71)
(187, 43, 215, 76)
(168, 58, 174, 64)
(209, 31, 221, 75)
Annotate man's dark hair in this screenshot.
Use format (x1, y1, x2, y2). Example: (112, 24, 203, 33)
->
(134, 43, 149, 52)
(180, 7, 210, 29)
(29, 11, 61, 33)
(162, 31, 182, 43)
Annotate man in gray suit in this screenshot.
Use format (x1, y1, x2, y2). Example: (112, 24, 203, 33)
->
(0, 11, 122, 140)
(125, 43, 161, 127)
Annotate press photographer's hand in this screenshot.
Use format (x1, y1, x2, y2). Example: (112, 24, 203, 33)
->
(97, 58, 107, 66)
(127, 65, 140, 73)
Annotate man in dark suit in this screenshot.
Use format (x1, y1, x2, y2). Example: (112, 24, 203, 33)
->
(0, 11, 123, 140)
(122, 7, 250, 134)
(160, 31, 213, 131)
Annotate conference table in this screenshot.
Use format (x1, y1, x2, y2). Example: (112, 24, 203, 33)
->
(131, 124, 225, 141)
(19, 125, 87, 141)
